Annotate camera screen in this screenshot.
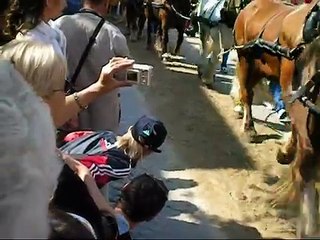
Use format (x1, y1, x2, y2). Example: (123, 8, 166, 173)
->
(127, 70, 138, 82)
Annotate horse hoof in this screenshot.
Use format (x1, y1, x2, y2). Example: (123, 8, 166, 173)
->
(233, 105, 244, 119)
(234, 111, 243, 119)
(276, 148, 293, 165)
(204, 83, 214, 90)
(146, 44, 152, 50)
(242, 129, 257, 143)
(197, 68, 202, 79)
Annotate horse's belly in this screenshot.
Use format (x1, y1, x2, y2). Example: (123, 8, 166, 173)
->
(254, 54, 280, 79)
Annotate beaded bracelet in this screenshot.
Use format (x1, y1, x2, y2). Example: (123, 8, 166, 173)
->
(73, 92, 88, 111)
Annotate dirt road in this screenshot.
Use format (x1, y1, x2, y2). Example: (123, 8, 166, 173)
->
(109, 25, 297, 239)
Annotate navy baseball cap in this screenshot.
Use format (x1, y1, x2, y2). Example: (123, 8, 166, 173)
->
(131, 116, 167, 153)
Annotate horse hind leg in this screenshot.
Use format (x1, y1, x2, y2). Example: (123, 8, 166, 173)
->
(297, 179, 318, 238)
(174, 27, 184, 55)
(137, 13, 146, 40)
(161, 27, 169, 55)
(237, 56, 258, 142)
(130, 17, 138, 42)
(276, 129, 297, 165)
(146, 19, 153, 49)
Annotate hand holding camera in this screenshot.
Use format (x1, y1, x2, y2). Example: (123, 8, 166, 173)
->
(125, 63, 154, 86)
(96, 57, 135, 94)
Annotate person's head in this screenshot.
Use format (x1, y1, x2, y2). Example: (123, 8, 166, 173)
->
(117, 116, 167, 161)
(48, 208, 96, 239)
(83, 0, 110, 16)
(0, 0, 10, 16)
(116, 173, 169, 224)
(0, 0, 11, 44)
(5, 0, 66, 38)
(0, 39, 67, 103)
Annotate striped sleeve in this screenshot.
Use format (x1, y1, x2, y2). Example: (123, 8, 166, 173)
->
(80, 155, 131, 188)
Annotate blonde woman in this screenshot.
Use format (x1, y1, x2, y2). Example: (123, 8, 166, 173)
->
(0, 39, 133, 126)
(60, 115, 167, 189)
(0, 39, 131, 237)
(5, 0, 134, 128)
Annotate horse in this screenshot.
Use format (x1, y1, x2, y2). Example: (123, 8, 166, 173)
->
(125, 0, 146, 41)
(233, 0, 320, 236)
(196, 0, 245, 88)
(233, 0, 318, 141)
(281, 40, 320, 238)
(144, 0, 192, 55)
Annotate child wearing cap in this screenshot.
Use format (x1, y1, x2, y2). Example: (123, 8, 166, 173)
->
(50, 155, 168, 240)
(59, 115, 167, 189)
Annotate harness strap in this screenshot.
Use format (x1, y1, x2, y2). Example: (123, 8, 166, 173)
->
(257, 8, 293, 40)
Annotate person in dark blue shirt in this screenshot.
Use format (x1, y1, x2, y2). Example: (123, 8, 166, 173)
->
(63, 0, 82, 15)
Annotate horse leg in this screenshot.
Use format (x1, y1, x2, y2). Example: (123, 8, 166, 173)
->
(276, 128, 297, 165)
(230, 76, 244, 119)
(294, 146, 318, 238)
(130, 16, 138, 41)
(237, 56, 258, 142)
(138, 13, 146, 40)
(125, 12, 131, 36)
(146, 18, 153, 50)
(297, 179, 318, 238)
(174, 27, 184, 55)
(161, 25, 169, 55)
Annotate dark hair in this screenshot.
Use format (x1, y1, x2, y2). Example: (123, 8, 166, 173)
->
(5, 0, 45, 38)
(51, 165, 119, 240)
(118, 174, 168, 223)
(0, 0, 10, 15)
(48, 208, 95, 239)
(84, 0, 105, 5)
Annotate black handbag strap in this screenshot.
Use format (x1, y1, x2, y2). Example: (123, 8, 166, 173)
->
(70, 9, 105, 86)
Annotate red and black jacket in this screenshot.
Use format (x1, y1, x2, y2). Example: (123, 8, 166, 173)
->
(60, 131, 134, 188)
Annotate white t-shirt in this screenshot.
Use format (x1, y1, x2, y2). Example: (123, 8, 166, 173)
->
(16, 20, 67, 56)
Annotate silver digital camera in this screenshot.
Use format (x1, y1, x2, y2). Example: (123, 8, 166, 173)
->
(126, 64, 153, 86)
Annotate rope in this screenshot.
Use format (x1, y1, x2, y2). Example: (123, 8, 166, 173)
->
(216, 44, 245, 57)
(170, 4, 191, 20)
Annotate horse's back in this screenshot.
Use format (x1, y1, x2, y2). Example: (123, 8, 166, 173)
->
(235, 0, 320, 46)
(280, 0, 320, 47)
(234, 0, 295, 44)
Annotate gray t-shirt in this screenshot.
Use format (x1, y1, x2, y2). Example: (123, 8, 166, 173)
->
(54, 13, 130, 132)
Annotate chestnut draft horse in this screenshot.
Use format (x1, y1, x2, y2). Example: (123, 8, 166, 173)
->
(234, 0, 320, 237)
(144, 0, 192, 55)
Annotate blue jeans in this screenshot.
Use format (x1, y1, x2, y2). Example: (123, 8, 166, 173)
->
(269, 81, 285, 112)
(221, 50, 230, 68)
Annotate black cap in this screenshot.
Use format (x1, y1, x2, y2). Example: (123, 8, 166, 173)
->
(131, 116, 167, 153)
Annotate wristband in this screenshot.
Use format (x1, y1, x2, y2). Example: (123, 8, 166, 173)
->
(73, 92, 88, 111)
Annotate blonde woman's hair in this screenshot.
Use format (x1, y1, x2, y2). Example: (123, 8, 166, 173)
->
(117, 127, 146, 161)
(0, 39, 67, 98)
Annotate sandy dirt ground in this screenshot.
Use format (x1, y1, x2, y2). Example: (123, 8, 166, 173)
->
(107, 21, 299, 239)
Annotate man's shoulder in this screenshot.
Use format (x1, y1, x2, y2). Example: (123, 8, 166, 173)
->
(53, 14, 79, 30)
(103, 21, 126, 38)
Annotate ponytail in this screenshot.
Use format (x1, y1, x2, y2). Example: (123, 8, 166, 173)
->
(4, 0, 45, 38)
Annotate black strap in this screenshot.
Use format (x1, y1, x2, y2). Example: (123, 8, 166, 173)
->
(66, 9, 105, 93)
